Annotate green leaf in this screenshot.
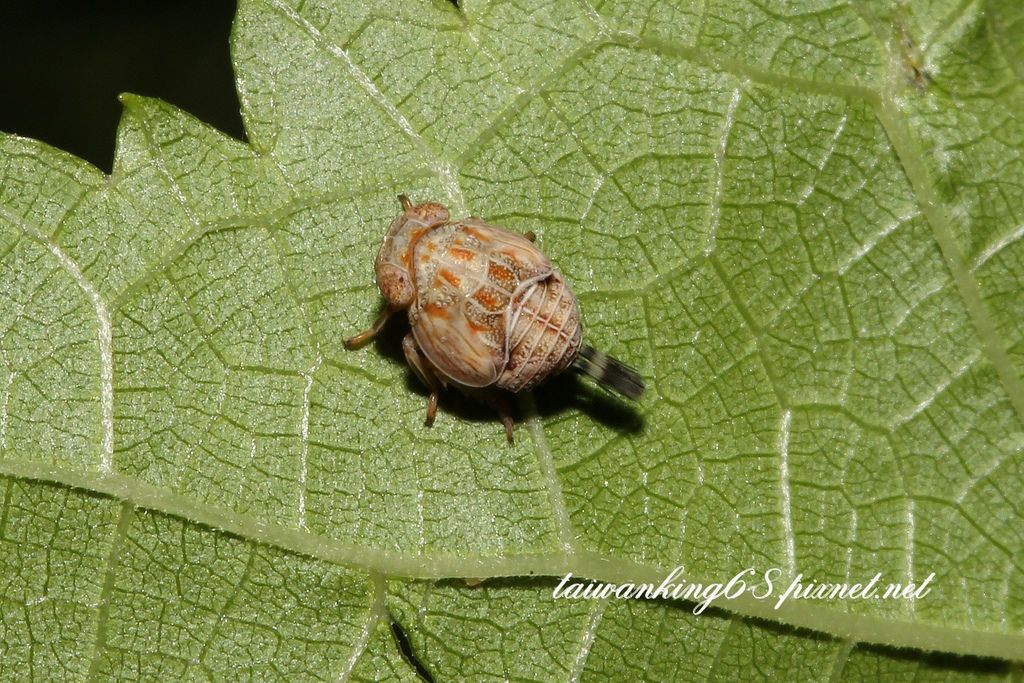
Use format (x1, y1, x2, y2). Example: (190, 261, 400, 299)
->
(1, 0, 1022, 679)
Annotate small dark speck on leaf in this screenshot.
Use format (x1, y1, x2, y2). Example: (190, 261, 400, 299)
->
(895, 21, 932, 90)
(390, 612, 436, 683)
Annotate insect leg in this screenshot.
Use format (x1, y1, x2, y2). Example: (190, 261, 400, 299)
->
(402, 333, 443, 427)
(464, 387, 516, 444)
(499, 405, 515, 444)
(344, 307, 394, 349)
(489, 392, 516, 443)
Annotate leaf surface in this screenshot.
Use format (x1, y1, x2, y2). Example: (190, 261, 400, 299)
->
(1, 0, 1022, 679)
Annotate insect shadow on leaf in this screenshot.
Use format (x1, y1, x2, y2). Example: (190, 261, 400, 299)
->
(364, 308, 644, 437)
(362, 310, 507, 427)
(533, 371, 645, 435)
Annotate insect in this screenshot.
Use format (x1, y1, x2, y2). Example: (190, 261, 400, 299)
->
(346, 195, 644, 442)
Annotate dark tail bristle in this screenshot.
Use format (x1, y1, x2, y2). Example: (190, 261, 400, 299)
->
(573, 345, 645, 400)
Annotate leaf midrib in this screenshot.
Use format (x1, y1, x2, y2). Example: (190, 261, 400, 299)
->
(0, 456, 1020, 661)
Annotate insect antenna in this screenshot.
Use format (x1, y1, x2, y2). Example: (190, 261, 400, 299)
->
(572, 345, 645, 400)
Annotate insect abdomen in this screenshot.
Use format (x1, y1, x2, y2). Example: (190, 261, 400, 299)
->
(497, 271, 582, 392)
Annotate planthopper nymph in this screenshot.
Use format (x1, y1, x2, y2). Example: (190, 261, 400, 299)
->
(346, 195, 644, 442)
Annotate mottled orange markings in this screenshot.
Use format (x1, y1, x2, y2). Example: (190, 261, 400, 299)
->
(439, 269, 461, 288)
(345, 195, 643, 443)
(449, 246, 475, 261)
(487, 262, 515, 289)
(423, 302, 450, 320)
(473, 288, 504, 311)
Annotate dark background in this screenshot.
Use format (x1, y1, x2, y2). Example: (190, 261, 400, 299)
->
(0, 1, 245, 172)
